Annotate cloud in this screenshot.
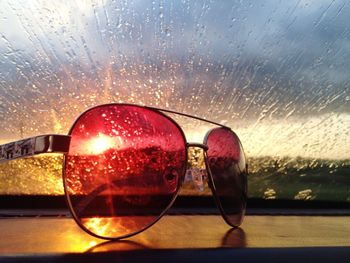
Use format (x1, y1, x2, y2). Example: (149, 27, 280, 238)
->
(0, 0, 349, 158)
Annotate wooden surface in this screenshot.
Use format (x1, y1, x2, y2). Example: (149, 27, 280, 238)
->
(0, 215, 349, 254)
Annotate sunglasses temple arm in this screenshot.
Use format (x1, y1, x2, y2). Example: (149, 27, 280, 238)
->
(0, 134, 71, 163)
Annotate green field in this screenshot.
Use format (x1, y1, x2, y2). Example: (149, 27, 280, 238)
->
(0, 155, 349, 202)
(248, 156, 350, 202)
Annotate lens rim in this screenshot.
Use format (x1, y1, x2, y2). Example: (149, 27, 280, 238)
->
(62, 103, 188, 240)
(203, 127, 248, 228)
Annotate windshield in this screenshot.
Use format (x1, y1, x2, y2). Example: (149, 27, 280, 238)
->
(0, 1, 349, 203)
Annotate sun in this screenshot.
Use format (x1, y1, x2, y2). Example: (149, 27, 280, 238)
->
(86, 133, 115, 155)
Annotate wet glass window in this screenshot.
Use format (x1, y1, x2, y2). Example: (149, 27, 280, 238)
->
(0, 1, 349, 202)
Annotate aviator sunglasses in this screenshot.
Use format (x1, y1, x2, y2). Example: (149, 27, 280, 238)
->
(0, 103, 248, 240)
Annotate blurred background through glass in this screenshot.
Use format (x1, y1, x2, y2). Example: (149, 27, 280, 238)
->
(0, 0, 349, 201)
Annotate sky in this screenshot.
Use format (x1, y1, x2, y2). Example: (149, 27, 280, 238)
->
(0, 0, 349, 159)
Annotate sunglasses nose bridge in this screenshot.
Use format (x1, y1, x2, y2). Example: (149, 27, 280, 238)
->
(184, 143, 209, 192)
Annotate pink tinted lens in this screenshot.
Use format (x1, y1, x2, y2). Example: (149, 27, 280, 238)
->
(64, 104, 187, 239)
(206, 128, 247, 227)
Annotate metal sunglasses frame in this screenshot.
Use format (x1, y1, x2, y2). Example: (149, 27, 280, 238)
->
(0, 103, 247, 240)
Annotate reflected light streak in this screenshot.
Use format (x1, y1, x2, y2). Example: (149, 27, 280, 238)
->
(83, 217, 112, 237)
(63, 232, 103, 252)
(82, 217, 134, 238)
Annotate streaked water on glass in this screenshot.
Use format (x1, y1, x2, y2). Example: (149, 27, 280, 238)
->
(0, 1, 349, 201)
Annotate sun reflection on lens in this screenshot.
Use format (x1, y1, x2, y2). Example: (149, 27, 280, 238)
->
(83, 133, 123, 155)
(88, 134, 112, 154)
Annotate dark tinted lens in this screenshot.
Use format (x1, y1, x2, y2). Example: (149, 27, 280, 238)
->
(205, 128, 247, 226)
(64, 104, 187, 239)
